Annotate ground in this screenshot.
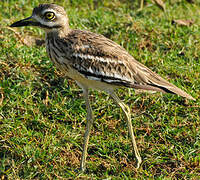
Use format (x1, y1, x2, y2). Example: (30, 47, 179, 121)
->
(0, 0, 199, 179)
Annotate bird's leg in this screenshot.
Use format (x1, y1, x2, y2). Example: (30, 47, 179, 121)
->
(139, 0, 144, 11)
(80, 88, 93, 172)
(108, 91, 142, 169)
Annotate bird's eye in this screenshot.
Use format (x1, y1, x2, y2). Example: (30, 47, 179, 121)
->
(44, 12, 55, 20)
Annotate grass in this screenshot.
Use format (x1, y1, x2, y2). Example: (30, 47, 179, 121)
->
(0, 0, 200, 179)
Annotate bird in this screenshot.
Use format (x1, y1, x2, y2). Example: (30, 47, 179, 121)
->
(10, 3, 195, 172)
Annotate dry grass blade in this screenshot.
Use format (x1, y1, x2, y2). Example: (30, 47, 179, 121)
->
(0, 90, 4, 106)
(172, 19, 194, 26)
(7, 27, 44, 46)
(152, 0, 165, 11)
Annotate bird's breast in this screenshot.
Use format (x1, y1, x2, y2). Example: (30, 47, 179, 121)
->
(45, 38, 86, 81)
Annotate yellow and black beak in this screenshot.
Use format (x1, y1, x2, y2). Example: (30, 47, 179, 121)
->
(10, 16, 39, 27)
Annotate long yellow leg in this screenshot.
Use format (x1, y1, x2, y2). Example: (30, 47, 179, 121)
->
(108, 90, 142, 169)
(80, 88, 93, 172)
(139, 0, 144, 10)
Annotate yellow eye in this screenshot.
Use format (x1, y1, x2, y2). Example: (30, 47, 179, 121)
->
(45, 12, 55, 20)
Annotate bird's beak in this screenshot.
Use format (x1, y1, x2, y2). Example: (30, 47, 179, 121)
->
(10, 16, 39, 27)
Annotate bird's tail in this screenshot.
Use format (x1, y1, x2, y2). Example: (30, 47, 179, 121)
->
(131, 83, 195, 100)
(129, 66, 195, 100)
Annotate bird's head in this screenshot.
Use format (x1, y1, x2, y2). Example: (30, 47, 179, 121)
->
(10, 4, 69, 34)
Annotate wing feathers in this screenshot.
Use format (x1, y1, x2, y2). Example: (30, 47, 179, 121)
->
(58, 30, 195, 100)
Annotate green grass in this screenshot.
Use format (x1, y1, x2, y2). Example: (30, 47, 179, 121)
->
(0, 0, 200, 179)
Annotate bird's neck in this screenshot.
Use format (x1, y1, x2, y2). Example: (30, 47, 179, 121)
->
(45, 24, 71, 39)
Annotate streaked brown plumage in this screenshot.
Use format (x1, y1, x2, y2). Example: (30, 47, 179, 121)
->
(10, 3, 195, 172)
(46, 29, 194, 99)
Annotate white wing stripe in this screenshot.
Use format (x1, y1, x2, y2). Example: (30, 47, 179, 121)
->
(72, 53, 133, 83)
(72, 53, 123, 64)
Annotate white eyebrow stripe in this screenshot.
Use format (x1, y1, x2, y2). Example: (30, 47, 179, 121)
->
(42, 9, 57, 15)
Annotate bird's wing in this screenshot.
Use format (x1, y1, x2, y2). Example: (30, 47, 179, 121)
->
(60, 30, 194, 100)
